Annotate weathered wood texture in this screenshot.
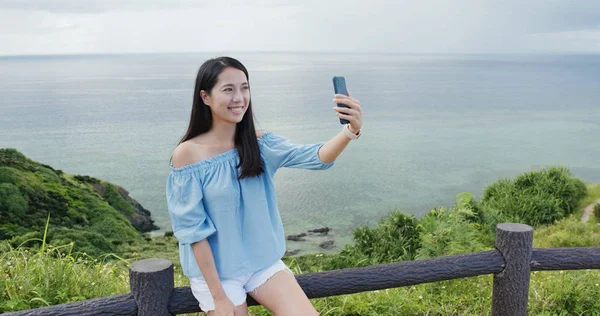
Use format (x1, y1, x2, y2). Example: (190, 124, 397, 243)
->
(166, 287, 200, 314)
(2, 294, 136, 316)
(531, 248, 600, 270)
(167, 250, 505, 314)
(296, 250, 504, 299)
(129, 258, 174, 316)
(491, 223, 533, 316)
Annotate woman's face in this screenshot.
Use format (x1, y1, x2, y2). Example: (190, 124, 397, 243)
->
(201, 67, 250, 125)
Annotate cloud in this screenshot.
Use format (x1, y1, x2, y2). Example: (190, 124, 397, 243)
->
(0, 0, 295, 13)
(0, 10, 82, 35)
(0, 0, 599, 55)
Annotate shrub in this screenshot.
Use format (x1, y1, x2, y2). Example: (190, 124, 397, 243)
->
(480, 167, 587, 226)
(0, 166, 19, 185)
(73, 175, 100, 184)
(328, 211, 422, 269)
(0, 183, 28, 220)
(48, 228, 116, 257)
(416, 206, 488, 259)
(102, 183, 135, 216)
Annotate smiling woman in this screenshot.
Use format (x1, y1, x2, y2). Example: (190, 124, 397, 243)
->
(166, 56, 363, 315)
(200, 69, 251, 133)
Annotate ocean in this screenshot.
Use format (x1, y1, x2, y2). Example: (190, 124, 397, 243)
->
(1, 52, 599, 253)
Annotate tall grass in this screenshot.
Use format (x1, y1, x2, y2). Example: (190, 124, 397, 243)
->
(1, 244, 130, 312)
(0, 215, 129, 312)
(3, 167, 600, 315)
(0, 215, 194, 313)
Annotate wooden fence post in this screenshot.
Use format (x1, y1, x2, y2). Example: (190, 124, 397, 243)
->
(491, 223, 533, 316)
(129, 258, 174, 316)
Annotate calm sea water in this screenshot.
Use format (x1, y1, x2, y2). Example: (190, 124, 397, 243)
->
(1, 52, 599, 253)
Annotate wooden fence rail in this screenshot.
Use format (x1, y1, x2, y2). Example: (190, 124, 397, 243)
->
(5, 223, 600, 316)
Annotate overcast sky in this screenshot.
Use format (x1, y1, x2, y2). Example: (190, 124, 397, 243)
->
(0, 0, 599, 55)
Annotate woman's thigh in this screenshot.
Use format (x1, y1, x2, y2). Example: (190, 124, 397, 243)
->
(248, 271, 318, 316)
(206, 302, 249, 316)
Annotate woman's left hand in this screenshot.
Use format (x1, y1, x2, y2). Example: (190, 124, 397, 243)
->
(333, 92, 363, 134)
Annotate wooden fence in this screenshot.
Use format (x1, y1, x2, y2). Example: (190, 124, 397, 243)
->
(5, 223, 600, 315)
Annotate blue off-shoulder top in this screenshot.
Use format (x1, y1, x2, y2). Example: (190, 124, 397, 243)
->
(166, 132, 334, 279)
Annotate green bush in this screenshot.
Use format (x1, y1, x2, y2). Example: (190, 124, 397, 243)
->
(0, 149, 38, 172)
(89, 217, 138, 246)
(34, 168, 62, 184)
(73, 175, 100, 184)
(327, 211, 422, 269)
(0, 166, 19, 184)
(480, 167, 587, 226)
(102, 183, 135, 216)
(594, 204, 600, 222)
(0, 183, 28, 220)
(470, 201, 512, 246)
(416, 206, 488, 259)
(0, 224, 28, 240)
(48, 228, 116, 257)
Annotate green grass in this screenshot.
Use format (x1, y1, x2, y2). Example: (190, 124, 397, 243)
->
(0, 238, 191, 313)
(533, 215, 600, 248)
(4, 242, 600, 315)
(119, 235, 182, 265)
(1, 243, 129, 312)
(577, 183, 600, 219)
(3, 167, 600, 315)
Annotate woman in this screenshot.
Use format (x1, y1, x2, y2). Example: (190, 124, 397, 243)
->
(167, 56, 363, 316)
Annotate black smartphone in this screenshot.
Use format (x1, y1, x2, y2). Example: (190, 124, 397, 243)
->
(333, 76, 349, 125)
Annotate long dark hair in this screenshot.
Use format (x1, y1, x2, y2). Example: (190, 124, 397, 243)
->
(177, 56, 263, 179)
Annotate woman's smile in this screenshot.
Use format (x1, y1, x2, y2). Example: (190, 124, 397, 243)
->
(227, 105, 245, 115)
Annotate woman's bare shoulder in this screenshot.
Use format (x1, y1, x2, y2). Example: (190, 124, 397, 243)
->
(173, 132, 266, 168)
(171, 140, 205, 168)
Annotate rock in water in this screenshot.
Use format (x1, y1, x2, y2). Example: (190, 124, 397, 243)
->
(319, 240, 335, 250)
(308, 227, 331, 234)
(286, 233, 307, 241)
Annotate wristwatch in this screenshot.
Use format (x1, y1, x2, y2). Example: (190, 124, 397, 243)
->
(343, 124, 361, 140)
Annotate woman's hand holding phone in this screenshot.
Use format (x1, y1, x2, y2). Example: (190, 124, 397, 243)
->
(332, 81, 363, 134)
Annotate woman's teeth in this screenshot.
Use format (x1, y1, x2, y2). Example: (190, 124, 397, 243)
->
(228, 106, 244, 114)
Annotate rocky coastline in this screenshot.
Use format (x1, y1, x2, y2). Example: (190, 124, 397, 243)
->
(285, 226, 336, 256)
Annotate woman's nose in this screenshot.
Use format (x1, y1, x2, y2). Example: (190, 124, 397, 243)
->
(232, 91, 243, 102)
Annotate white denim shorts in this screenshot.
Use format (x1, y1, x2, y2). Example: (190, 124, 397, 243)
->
(189, 259, 293, 312)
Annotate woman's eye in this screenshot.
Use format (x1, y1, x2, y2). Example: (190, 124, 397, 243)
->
(243, 86, 250, 90)
(224, 88, 233, 92)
